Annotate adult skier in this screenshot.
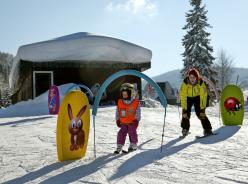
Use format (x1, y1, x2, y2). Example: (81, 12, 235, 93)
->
(180, 68, 213, 137)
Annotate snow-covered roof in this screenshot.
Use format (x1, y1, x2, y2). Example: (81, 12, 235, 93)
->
(15, 32, 152, 63)
(10, 32, 152, 90)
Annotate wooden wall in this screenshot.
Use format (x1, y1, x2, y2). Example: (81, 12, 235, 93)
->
(12, 60, 146, 103)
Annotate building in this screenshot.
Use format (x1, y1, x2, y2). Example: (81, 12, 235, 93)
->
(156, 82, 177, 105)
(10, 32, 152, 103)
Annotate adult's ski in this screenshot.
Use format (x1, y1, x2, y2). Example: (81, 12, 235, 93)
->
(195, 132, 218, 139)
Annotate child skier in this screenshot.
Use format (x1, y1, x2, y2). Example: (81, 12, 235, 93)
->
(114, 83, 141, 154)
(180, 68, 213, 137)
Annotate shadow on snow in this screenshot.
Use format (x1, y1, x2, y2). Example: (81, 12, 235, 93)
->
(3, 126, 240, 183)
(0, 116, 53, 127)
(110, 125, 240, 180)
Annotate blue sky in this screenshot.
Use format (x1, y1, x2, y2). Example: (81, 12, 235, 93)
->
(0, 0, 247, 77)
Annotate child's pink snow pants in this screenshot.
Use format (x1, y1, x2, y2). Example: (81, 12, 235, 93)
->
(117, 124, 138, 145)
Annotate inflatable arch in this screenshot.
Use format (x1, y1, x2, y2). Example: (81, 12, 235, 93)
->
(92, 69, 167, 157)
(66, 84, 94, 100)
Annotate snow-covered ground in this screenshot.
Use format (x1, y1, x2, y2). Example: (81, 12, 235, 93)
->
(1, 87, 248, 184)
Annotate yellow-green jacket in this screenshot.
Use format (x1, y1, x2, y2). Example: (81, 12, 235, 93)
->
(180, 78, 208, 110)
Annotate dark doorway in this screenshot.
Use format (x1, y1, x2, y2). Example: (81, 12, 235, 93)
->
(33, 71, 53, 98)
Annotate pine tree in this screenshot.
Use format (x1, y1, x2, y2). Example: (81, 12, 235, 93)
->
(181, 0, 217, 84)
(0, 51, 13, 108)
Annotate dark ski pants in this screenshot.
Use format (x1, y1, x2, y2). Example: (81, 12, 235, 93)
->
(181, 96, 212, 131)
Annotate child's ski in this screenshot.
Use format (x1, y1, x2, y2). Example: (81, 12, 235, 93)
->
(114, 150, 121, 154)
(122, 149, 137, 154)
(122, 150, 129, 154)
(113, 149, 136, 154)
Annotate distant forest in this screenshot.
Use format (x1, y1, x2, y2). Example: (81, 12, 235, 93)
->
(0, 51, 13, 107)
(0, 51, 13, 89)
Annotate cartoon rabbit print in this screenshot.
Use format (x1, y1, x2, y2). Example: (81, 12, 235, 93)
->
(68, 104, 87, 151)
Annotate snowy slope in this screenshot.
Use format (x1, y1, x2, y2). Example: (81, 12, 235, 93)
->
(150, 67, 248, 89)
(0, 88, 248, 184)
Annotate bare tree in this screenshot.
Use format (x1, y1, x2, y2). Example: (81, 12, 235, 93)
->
(215, 49, 233, 90)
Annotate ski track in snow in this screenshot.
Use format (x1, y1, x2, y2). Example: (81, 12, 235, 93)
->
(1, 105, 248, 184)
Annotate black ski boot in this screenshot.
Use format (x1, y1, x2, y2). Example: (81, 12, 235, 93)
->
(179, 129, 190, 138)
(182, 129, 189, 136)
(203, 129, 213, 136)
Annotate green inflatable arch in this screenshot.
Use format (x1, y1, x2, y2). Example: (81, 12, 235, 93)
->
(92, 70, 167, 116)
(91, 69, 167, 157)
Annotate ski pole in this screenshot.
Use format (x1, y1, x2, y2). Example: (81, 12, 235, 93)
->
(93, 115, 96, 158)
(236, 75, 239, 86)
(218, 101, 222, 126)
(178, 104, 181, 123)
(176, 89, 181, 123)
(160, 108, 167, 153)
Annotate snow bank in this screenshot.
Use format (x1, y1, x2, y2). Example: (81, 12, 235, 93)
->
(0, 83, 75, 117)
(141, 97, 163, 108)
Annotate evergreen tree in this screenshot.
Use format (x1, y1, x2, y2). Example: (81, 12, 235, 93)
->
(0, 87, 12, 108)
(0, 51, 13, 108)
(181, 0, 217, 83)
(0, 51, 14, 90)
